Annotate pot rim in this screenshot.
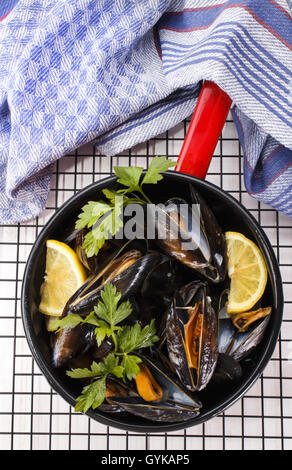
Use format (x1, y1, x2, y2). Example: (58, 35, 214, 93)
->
(21, 170, 283, 433)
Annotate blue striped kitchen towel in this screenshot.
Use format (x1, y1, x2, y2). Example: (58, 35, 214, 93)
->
(0, 0, 291, 224)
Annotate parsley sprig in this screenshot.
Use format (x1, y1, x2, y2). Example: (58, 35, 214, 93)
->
(75, 156, 176, 257)
(51, 283, 159, 413)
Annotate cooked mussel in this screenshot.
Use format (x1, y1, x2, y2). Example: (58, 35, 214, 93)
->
(109, 355, 202, 422)
(188, 185, 227, 282)
(166, 281, 218, 392)
(63, 238, 149, 317)
(210, 353, 242, 385)
(100, 378, 136, 415)
(52, 319, 114, 368)
(217, 289, 272, 362)
(52, 322, 96, 368)
(219, 315, 271, 362)
(68, 251, 164, 316)
(128, 294, 165, 329)
(52, 250, 164, 367)
(218, 294, 272, 363)
(141, 254, 179, 302)
(148, 190, 227, 283)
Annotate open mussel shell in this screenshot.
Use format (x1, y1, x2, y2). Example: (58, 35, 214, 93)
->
(188, 185, 227, 283)
(110, 355, 202, 423)
(57, 246, 142, 321)
(166, 281, 218, 392)
(148, 189, 227, 283)
(109, 398, 200, 423)
(100, 378, 136, 415)
(148, 200, 209, 269)
(219, 315, 271, 362)
(218, 288, 272, 362)
(139, 355, 202, 408)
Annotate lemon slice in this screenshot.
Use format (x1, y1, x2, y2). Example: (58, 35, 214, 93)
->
(39, 239, 87, 316)
(225, 231, 268, 313)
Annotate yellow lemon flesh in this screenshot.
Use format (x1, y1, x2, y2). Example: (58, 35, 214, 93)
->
(225, 231, 268, 314)
(39, 239, 87, 316)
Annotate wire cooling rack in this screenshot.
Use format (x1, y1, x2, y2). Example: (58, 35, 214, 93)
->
(0, 112, 291, 451)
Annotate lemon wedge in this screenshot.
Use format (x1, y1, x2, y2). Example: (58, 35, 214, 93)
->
(39, 239, 87, 316)
(225, 231, 268, 313)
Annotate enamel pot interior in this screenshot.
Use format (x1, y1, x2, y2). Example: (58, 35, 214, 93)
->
(21, 171, 283, 433)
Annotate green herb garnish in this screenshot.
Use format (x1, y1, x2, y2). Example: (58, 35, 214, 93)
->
(51, 283, 159, 413)
(75, 156, 176, 257)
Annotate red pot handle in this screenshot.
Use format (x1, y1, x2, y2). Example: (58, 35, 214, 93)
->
(175, 81, 232, 179)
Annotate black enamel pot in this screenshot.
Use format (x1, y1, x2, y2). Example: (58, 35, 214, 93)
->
(21, 171, 283, 433)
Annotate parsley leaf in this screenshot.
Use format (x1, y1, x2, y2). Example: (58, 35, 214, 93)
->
(93, 319, 113, 347)
(75, 200, 112, 230)
(75, 158, 176, 257)
(67, 354, 124, 381)
(114, 299, 133, 325)
(102, 188, 146, 207)
(68, 354, 124, 412)
(67, 360, 104, 379)
(49, 310, 101, 334)
(48, 313, 84, 333)
(74, 376, 107, 413)
(50, 283, 133, 349)
(94, 283, 132, 328)
(101, 188, 121, 204)
(114, 166, 144, 193)
(82, 199, 124, 257)
(71, 350, 143, 412)
(141, 156, 176, 186)
(114, 157, 176, 192)
(59, 284, 160, 414)
(81, 229, 106, 259)
(114, 157, 176, 204)
(102, 353, 124, 379)
(121, 354, 142, 381)
(75, 193, 125, 257)
(117, 319, 159, 354)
